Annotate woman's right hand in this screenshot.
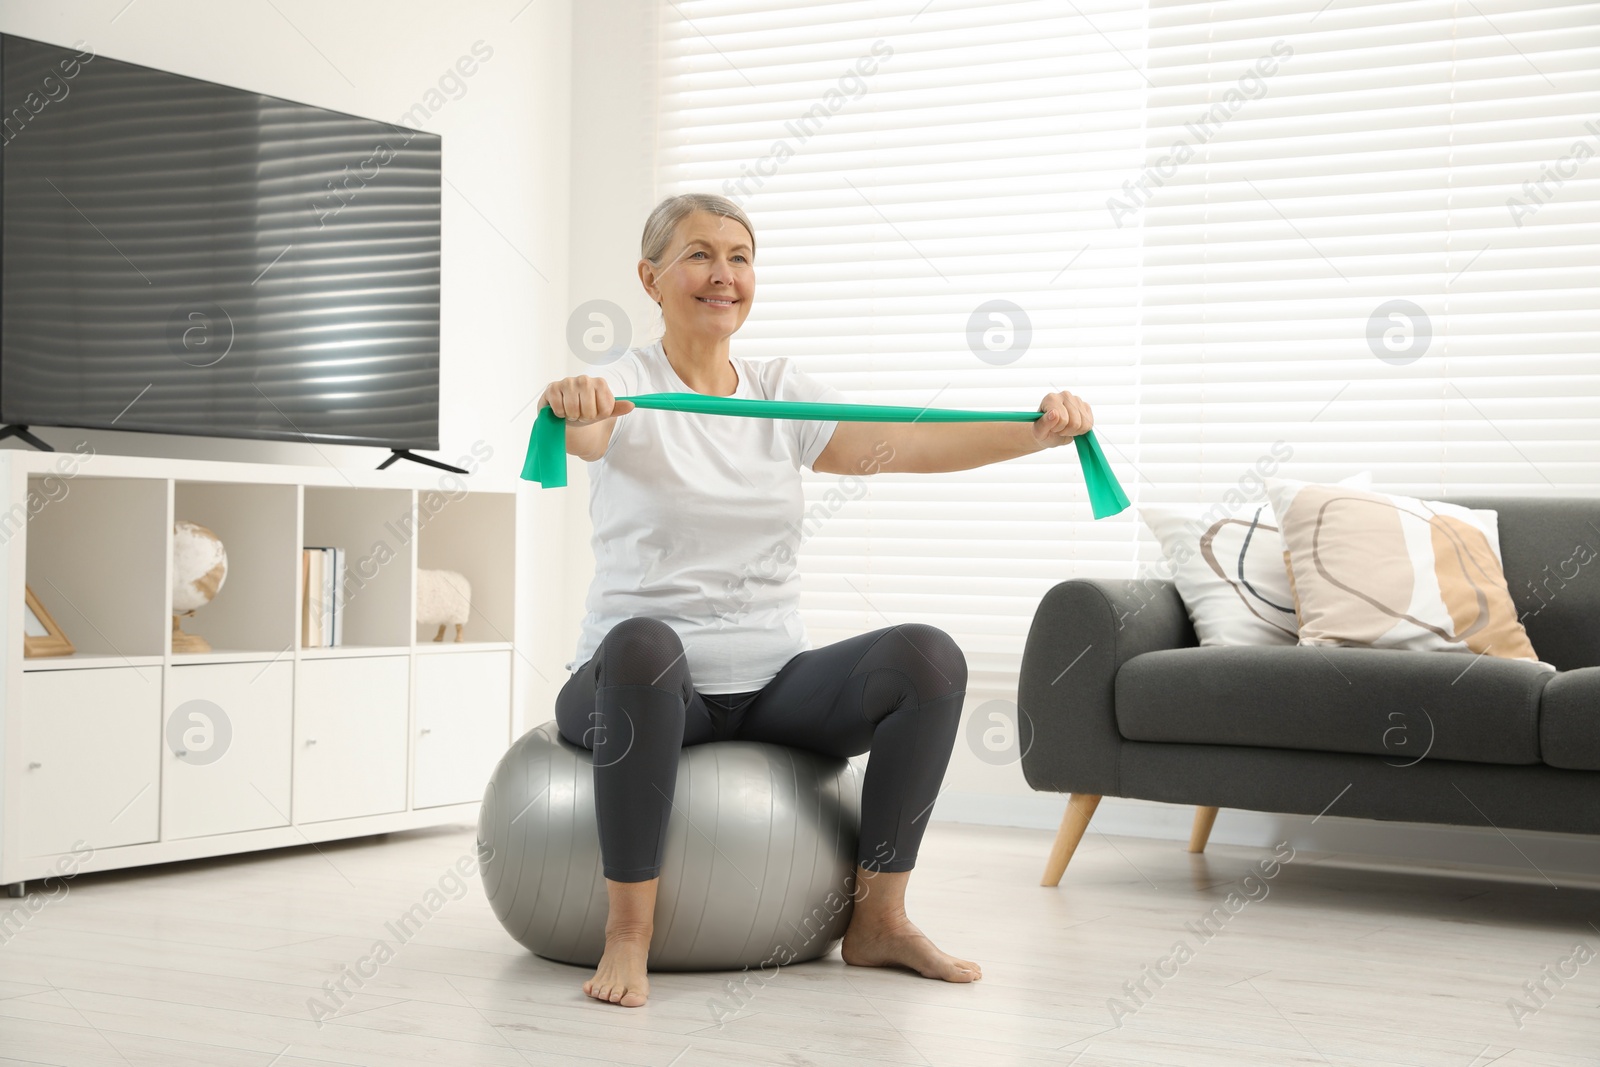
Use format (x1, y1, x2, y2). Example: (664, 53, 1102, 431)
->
(539, 375, 635, 426)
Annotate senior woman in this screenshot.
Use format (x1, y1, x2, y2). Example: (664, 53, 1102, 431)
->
(540, 192, 1094, 1008)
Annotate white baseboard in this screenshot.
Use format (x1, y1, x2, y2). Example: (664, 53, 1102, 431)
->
(930, 790, 1600, 888)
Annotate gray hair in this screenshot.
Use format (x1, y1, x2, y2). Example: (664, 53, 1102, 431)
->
(640, 193, 756, 267)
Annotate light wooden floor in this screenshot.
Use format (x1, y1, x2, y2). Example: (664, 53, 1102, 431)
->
(0, 819, 1595, 1066)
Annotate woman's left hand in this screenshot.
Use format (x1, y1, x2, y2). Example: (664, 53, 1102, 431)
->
(1033, 390, 1094, 448)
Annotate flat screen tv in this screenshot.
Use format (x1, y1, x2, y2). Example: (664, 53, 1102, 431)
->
(0, 32, 442, 460)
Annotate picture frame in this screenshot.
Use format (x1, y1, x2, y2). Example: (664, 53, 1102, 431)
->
(23, 584, 75, 658)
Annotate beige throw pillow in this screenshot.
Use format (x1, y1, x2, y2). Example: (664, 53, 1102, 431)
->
(1265, 477, 1551, 670)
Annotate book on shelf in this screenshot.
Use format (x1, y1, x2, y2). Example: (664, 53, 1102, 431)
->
(331, 546, 344, 646)
(302, 547, 321, 647)
(301, 546, 346, 648)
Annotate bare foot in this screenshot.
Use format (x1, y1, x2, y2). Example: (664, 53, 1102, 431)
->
(582, 930, 651, 1007)
(841, 914, 982, 982)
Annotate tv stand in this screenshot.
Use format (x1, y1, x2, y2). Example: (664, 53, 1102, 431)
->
(0, 425, 54, 452)
(378, 448, 467, 474)
(0, 450, 520, 897)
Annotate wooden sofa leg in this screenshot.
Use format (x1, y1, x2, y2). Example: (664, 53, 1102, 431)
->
(1041, 793, 1101, 886)
(1188, 806, 1220, 853)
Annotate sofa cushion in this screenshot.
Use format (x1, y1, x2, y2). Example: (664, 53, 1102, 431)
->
(1115, 646, 1552, 765)
(1540, 667, 1600, 771)
(1264, 478, 1552, 670)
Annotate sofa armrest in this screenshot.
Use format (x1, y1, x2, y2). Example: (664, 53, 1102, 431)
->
(1018, 577, 1197, 796)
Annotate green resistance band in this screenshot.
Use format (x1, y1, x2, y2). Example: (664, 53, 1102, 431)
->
(519, 393, 1131, 520)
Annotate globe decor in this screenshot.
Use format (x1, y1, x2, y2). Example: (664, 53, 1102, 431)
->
(172, 519, 227, 653)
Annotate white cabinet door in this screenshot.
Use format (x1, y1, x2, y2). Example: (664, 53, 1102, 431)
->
(20, 668, 161, 857)
(294, 656, 408, 823)
(413, 651, 511, 808)
(162, 661, 292, 840)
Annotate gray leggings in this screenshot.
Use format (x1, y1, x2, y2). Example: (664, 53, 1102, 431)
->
(555, 617, 967, 882)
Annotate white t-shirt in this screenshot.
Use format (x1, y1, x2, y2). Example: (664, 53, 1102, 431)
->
(565, 340, 848, 694)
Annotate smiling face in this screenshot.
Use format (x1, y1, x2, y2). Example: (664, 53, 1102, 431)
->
(639, 210, 755, 342)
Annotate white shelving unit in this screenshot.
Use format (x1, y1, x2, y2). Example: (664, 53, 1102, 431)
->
(0, 450, 518, 895)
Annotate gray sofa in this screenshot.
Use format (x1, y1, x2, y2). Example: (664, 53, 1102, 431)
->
(1018, 495, 1600, 884)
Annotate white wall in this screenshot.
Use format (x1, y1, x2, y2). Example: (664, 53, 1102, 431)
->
(561, 0, 662, 677)
(0, 0, 577, 724)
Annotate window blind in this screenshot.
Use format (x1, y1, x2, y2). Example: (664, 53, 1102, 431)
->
(1134, 0, 1600, 570)
(655, 0, 1149, 693)
(654, 0, 1600, 696)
